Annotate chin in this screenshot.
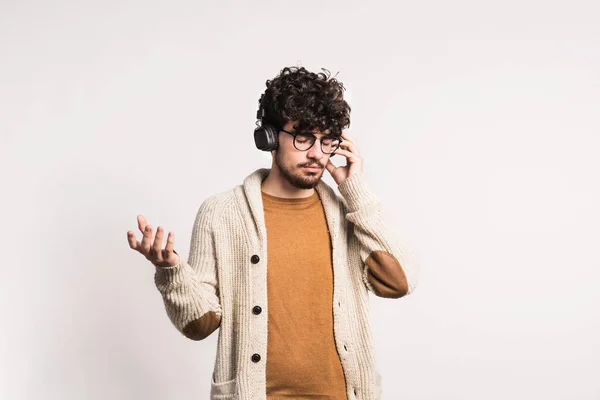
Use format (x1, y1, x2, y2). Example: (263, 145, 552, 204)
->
(289, 170, 321, 189)
(274, 153, 322, 189)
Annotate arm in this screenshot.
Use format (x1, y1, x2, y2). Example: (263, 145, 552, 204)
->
(338, 173, 419, 298)
(154, 197, 222, 340)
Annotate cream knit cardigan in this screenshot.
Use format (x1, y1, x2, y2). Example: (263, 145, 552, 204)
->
(154, 168, 419, 399)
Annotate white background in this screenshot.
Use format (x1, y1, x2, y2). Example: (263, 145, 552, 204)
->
(1, 0, 599, 399)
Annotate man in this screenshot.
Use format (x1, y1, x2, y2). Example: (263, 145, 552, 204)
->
(127, 66, 418, 399)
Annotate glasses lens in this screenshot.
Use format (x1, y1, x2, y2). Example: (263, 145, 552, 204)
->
(294, 133, 316, 150)
(322, 137, 340, 153)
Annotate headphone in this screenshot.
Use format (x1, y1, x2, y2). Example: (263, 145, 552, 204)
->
(253, 94, 279, 152)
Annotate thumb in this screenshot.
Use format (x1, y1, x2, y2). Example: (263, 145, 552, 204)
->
(325, 159, 336, 174)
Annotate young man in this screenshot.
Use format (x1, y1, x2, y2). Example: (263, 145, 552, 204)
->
(127, 66, 418, 399)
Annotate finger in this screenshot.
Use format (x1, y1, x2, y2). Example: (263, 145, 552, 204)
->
(163, 232, 179, 265)
(140, 224, 153, 254)
(127, 231, 140, 251)
(137, 215, 148, 234)
(325, 159, 337, 174)
(339, 139, 359, 155)
(332, 148, 355, 159)
(164, 231, 175, 253)
(151, 226, 165, 263)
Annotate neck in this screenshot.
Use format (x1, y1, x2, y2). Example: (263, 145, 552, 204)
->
(261, 166, 316, 199)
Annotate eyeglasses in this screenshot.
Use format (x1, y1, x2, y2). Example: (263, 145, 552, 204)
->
(280, 129, 343, 154)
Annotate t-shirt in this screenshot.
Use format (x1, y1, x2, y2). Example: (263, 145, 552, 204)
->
(262, 189, 347, 399)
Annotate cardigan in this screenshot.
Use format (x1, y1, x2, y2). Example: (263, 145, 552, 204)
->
(154, 168, 419, 399)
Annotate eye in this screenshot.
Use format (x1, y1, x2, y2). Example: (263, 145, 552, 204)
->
(295, 134, 313, 143)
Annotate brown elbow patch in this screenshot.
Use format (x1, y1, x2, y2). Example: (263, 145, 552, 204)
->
(182, 311, 221, 340)
(366, 250, 408, 298)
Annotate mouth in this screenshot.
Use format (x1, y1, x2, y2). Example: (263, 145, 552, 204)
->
(302, 165, 322, 171)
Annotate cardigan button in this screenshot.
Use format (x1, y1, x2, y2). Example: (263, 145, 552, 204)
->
(252, 306, 262, 315)
(251, 255, 260, 264)
(251, 353, 261, 363)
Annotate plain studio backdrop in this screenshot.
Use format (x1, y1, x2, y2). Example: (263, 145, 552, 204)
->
(1, 0, 599, 399)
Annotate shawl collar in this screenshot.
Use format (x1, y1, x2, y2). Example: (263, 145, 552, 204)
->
(241, 168, 341, 247)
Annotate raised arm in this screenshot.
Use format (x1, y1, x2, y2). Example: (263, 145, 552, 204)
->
(128, 196, 222, 340)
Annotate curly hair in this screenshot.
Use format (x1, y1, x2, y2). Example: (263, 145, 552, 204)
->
(258, 66, 351, 137)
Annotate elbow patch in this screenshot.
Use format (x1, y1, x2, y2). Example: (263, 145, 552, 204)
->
(182, 311, 221, 340)
(365, 250, 409, 298)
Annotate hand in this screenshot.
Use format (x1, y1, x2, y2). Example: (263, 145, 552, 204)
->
(127, 215, 180, 268)
(325, 131, 363, 185)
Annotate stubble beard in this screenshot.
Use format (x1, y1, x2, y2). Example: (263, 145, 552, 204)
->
(274, 150, 322, 190)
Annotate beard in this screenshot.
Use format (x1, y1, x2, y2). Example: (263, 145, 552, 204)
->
(274, 150, 323, 190)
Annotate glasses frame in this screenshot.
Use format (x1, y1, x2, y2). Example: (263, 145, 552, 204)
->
(280, 129, 343, 154)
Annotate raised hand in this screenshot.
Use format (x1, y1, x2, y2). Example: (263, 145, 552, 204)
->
(127, 215, 180, 268)
(325, 130, 363, 185)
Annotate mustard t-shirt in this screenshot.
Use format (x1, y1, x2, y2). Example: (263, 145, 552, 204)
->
(262, 189, 347, 399)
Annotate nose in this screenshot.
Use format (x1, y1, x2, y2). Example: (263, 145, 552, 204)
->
(306, 138, 324, 160)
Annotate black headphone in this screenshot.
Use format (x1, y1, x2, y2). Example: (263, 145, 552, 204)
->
(253, 94, 279, 152)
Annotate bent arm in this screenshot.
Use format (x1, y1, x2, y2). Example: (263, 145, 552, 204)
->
(154, 197, 222, 340)
(338, 173, 419, 298)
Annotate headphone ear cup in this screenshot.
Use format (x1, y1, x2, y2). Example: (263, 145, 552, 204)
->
(254, 124, 279, 151)
(269, 125, 279, 151)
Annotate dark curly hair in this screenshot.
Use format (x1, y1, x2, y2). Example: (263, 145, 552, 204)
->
(258, 66, 351, 137)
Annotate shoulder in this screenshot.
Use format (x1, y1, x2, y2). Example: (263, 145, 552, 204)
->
(317, 179, 349, 215)
(194, 189, 236, 224)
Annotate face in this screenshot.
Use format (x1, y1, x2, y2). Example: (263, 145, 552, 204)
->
(271, 120, 334, 190)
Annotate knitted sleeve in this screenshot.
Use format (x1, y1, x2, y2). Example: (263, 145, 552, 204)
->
(338, 173, 419, 298)
(154, 196, 222, 340)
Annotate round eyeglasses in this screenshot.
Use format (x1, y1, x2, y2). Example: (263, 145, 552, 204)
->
(280, 129, 343, 154)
